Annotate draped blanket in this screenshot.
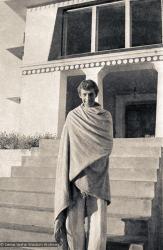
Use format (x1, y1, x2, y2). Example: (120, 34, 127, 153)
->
(54, 104, 113, 223)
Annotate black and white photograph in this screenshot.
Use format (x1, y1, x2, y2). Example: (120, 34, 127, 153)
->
(0, 0, 163, 249)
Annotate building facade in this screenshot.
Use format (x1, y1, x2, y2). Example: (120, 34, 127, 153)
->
(1, 1, 163, 249)
(19, 0, 163, 138)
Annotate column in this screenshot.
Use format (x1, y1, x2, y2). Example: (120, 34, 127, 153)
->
(82, 67, 103, 106)
(125, 0, 131, 48)
(161, 0, 163, 43)
(154, 61, 163, 137)
(160, 150, 163, 250)
(91, 6, 97, 52)
(54, 70, 67, 137)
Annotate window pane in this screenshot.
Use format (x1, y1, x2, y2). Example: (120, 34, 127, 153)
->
(97, 3, 125, 51)
(132, 0, 162, 46)
(63, 8, 92, 55)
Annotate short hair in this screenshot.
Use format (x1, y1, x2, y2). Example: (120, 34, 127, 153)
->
(77, 79, 99, 96)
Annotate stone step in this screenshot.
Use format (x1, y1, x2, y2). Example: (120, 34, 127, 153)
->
(108, 197, 152, 217)
(0, 212, 149, 243)
(30, 146, 58, 157)
(113, 137, 163, 146)
(39, 138, 163, 148)
(39, 137, 163, 147)
(40, 145, 161, 157)
(39, 139, 59, 151)
(0, 191, 152, 219)
(22, 246, 57, 250)
(21, 156, 57, 167)
(109, 168, 157, 182)
(3, 247, 56, 250)
(0, 228, 53, 242)
(107, 216, 125, 236)
(30, 147, 39, 154)
(109, 157, 159, 169)
(0, 149, 31, 161)
(38, 139, 162, 157)
(11, 167, 56, 178)
(22, 247, 57, 250)
(122, 217, 149, 237)
(21, 247, 58, 250)
(0, 178, 55, 193)
(36, 145, 161, 157)
(0, 191, 54, 210)
(39, 138, 59, 145)
(32, 150, 58, 157)
(108, 215, 150, 242)
(110, 180, 154, 199)
(107, 214, 148, 236)
(0, 209, 134, 237)
(11, 166, 157, 182)
(0, 213, 149, 243)
(107, 235, 147, 250)
(9, 247, 56, 250)
(111, 146, 161, 157)
(21, 156, 160, 169)
(32, 139, 59, 157)
(0, 230, 147, 250)
(0, 207, 54, 229)
(31, 148, 58, 158)
(0, 207, 126, 236)
(20, 155, 160, 170)
(0, 178, 155, 198)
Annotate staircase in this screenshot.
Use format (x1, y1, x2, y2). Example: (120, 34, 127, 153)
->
(0, 138, 162, 250)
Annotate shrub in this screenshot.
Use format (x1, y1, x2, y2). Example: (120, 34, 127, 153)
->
(0, 132, 56, 149)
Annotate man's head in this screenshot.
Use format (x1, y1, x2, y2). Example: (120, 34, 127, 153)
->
(77, 80, 99, 108)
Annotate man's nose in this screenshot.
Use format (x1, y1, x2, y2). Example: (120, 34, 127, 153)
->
(85, 94, 91, 100)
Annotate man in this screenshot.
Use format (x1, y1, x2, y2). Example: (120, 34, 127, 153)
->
(54, 79, 113, 250)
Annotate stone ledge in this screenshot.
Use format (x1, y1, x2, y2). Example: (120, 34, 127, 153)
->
(22, 53, 163, 76)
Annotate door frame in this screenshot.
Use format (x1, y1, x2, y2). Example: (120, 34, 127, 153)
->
(115, 93, 156, 137)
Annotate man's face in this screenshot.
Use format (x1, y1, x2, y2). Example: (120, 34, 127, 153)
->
(79, 88, 96, 107)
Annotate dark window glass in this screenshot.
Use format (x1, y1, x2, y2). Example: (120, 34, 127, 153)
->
(132, 0, 162, 46)
(97, 3, 125, 51)
(62, 8, 92, 55)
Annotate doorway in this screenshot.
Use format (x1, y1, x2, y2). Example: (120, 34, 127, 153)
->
(66, 75, 85, 116)
(125, 102, 156, 138)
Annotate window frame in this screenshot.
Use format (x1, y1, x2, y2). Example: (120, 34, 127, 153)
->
(96, 1, 125, 51)
(130, 0, 162, 47)
(62, 6, 93, 56)
(61, 0, 162, 57)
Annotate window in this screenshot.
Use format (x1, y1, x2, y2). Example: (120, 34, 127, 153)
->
(97, 3, 125, 51)
(131, 0, 162, 46)
(55, 0, 162, 59)
(62, 8, 92, 55)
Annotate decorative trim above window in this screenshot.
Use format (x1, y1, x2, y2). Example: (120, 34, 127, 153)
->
(22, 54, 163, 76)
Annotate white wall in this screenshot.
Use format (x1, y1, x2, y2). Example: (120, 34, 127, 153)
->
(0, 2, 25, 133)
(0, 149, 30, 177)
(20, 71, 61, 136)
(0, 98, 20, 133)
(23, 4, 58, 64)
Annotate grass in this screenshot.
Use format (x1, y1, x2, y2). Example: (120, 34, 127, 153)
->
(0, 132, 56, 149)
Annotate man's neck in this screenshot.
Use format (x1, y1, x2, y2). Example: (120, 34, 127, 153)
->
(82, 102, 100, 108)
